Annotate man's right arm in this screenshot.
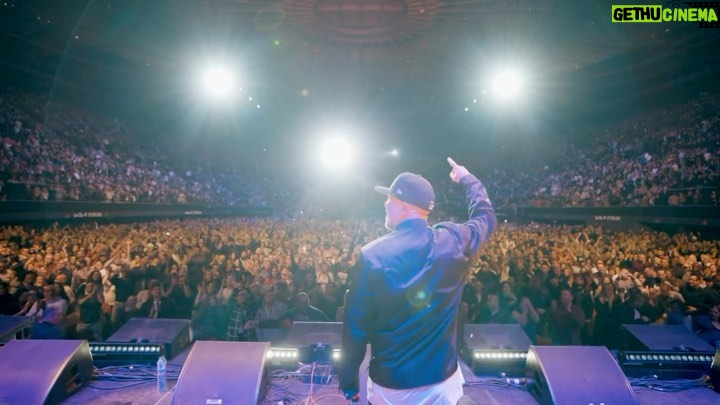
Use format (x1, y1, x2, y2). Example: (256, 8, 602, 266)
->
(445, 158, 496, 258)
(454, 174, 496, 259)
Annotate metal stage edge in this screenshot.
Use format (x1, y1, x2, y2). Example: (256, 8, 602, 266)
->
(58, 343, 720, 405)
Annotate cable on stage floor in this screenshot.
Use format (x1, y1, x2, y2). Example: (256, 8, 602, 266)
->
(263, 362, 345, 404)
(88, 364, 182, 389)
(87, 380, 154, 391)
(464, 377, 528, 391)
(629, 375, 712, 392)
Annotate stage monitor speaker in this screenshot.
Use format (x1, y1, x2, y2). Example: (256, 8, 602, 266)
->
(281, 321, 343, 347)
(620, 324, 715, 351)
(269, 321, 343, 367)
(107, 317, 191, 359)
(461, 323, 532, 376)
(526, 346, 638, 405)
(0, 339, 92, 404)
(618, 324, 716, 379)
(0, 316, 32, 345)
(462, 323, 532, 351)
(172, 341, 270, 405)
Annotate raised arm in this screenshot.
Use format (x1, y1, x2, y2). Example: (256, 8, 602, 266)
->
(446, 157, 496, 259)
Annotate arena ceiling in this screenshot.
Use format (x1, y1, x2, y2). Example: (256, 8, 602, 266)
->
(0, 0, 718, 138)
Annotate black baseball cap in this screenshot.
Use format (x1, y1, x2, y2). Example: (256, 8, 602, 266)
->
(374, 172, 435, 212)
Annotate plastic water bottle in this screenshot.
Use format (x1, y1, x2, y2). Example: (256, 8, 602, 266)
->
(157, 355, 167, 392)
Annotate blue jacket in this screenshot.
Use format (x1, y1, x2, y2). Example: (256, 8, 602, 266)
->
(339, 174, 496, 392)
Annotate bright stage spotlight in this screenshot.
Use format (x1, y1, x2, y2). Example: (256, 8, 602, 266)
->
(201, 65, 237, 99)
(490, 70, 524, 101)
(390, 148, 399, 157)
(319, 137, 354, 170)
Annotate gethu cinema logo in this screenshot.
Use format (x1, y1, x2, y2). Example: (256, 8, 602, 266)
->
(612, 2, 718, 22)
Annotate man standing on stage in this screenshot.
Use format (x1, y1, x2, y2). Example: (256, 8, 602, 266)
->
(340, 157, 496, 404)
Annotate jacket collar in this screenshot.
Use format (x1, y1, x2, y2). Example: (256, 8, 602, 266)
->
(395, 218, 428, 231)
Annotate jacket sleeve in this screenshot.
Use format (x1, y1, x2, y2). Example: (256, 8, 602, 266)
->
(442, 174, 496, 259)
(338, 254, 375, 394)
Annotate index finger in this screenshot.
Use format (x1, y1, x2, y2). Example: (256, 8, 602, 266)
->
(447, 157, 459, 168)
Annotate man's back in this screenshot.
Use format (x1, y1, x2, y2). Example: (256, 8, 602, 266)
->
(359, 218, 480, 388)
(340, 161, 495, 401)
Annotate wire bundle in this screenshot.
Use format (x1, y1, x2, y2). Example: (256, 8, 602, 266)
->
(262, 362, 347, 405)
(629, 376, 712, 392)
(88, 364, 182, 390)
(464, 377, 529, 391)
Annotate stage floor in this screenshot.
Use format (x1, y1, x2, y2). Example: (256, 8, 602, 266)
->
(62, 350, 720, 405)
(62, 373, 720, 405)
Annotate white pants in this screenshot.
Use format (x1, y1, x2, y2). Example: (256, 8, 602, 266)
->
(367, 364, 465, 405)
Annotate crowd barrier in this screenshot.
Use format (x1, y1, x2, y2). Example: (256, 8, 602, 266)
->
(0, 201, 274, 224)
(1, 201, 717, 230)
(497, 205, 720, 230)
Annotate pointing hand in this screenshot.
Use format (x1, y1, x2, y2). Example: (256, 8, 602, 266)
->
(447, 157, 470, 183)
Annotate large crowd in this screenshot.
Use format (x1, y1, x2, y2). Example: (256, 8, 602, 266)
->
(1, 218, 719, 349)
(0, 93, 289, 207)
(1, 92, 718, 209)
(1, 88, 720, 350)
(493, 93, 720, 208)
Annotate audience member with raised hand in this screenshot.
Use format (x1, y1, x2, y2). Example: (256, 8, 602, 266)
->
(33, 284, 68, 339)
(76, 281, 104, 341)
